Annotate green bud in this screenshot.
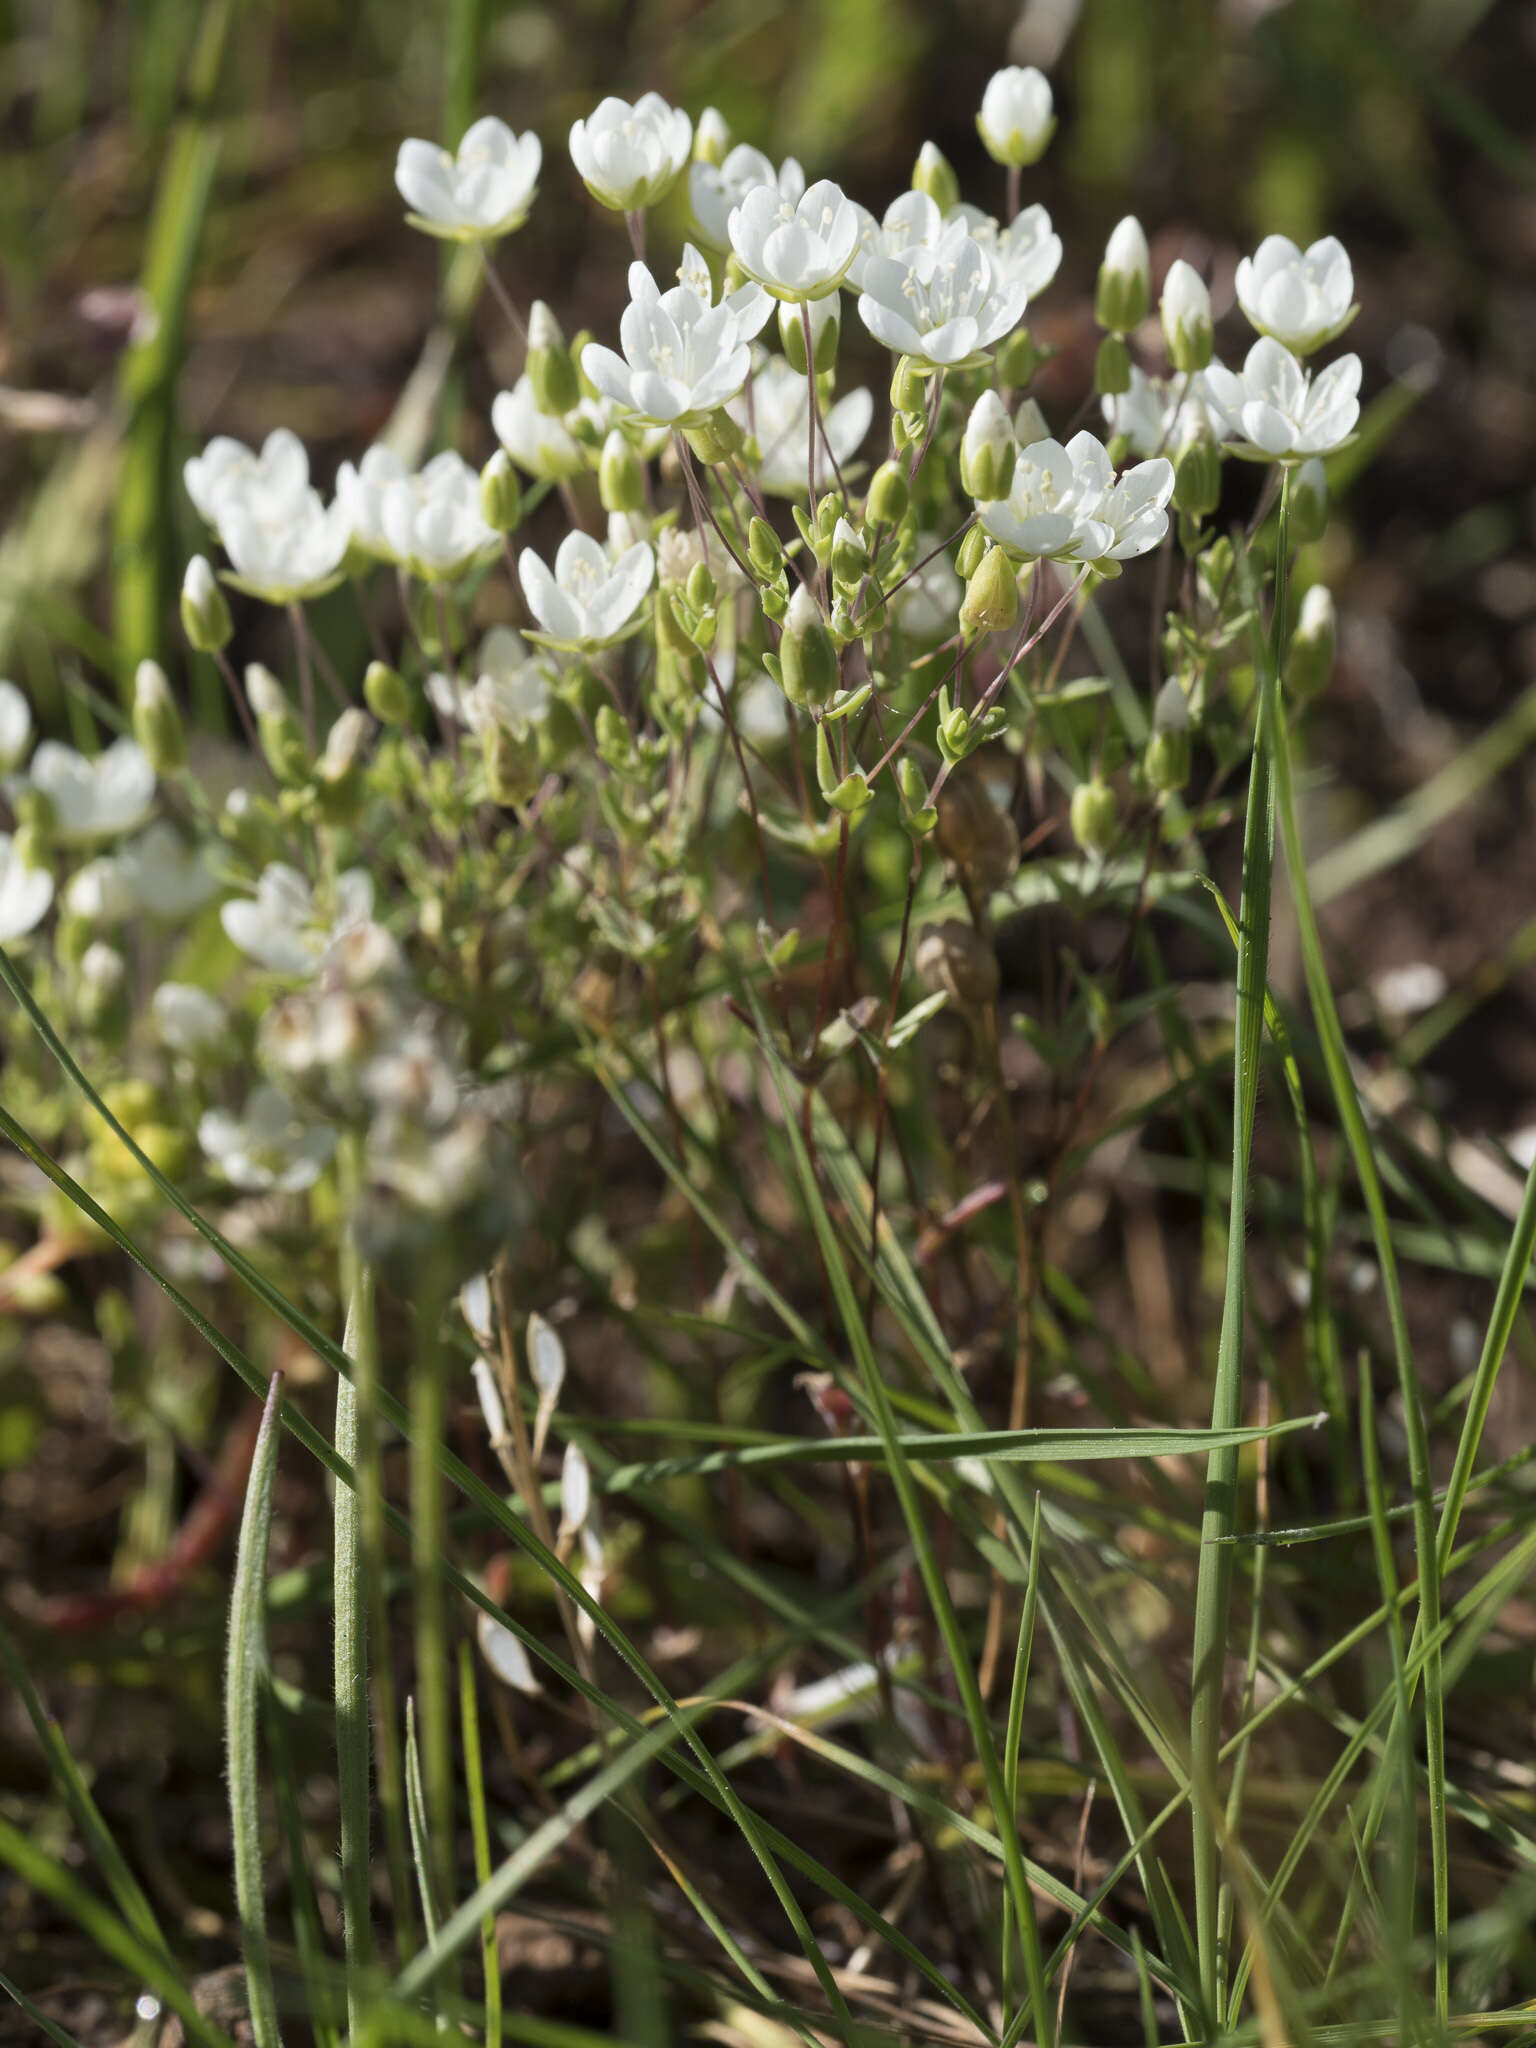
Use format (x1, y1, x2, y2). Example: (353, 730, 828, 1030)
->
(483, 719, 541, 806)
(180, 554, 232, 654)
(960, 390, 1016, 501)
(1146, 677, 1192, 791)
(1014, 397, 1050, 446)
(748, 516, 784, 580)
(1069, 777, 1119, 858)
(897, 755, 938, 835)
(315, 707, 371, 823)
(830, 517, 868, 587)
(694, 106, 730, 167)
(960, 544, 1019, 637)
(779, 295, 839, 376)
(865, 459, 909, 529)
(761, 581, 789, 623)
(828, 770, 873, 815)
(995, 327, 1042, 389)
(890, 356, 928, 416)
(569, 330, 600, 402)
(1286, 584, 1335, 703)
(911, 140, 960, 216)
(1159, 259, 1213, 373)
(682, 411, 745, 466)
(778, 586, 840, 709)
(132, 659, 186, 773)
(1290, 458, 1328, 547)
(1094, 334, 1133, 398)
(685, 559, 717, 613)
(480, 449, 524, 532)
(364, 659, 413, 726)
(956, 525, 988, 580)
(527, 301, 579, 416)
(246, 663, 308, 784)
(1095, 216, 1150, 333)
(1173, 431, 1222, 520)
(598, 428, 645, 514)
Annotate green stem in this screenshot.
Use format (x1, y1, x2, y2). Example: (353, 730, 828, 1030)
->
(334, 1297, 372, 2028)
(411, 1275, 456, 1932)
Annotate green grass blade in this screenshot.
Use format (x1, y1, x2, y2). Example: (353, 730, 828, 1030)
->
(457, 1641, 501, 2048)
(403, 1697, 441, 1945)
(333, 1300, 373, 2027)
(226, 1370, 286, 2048)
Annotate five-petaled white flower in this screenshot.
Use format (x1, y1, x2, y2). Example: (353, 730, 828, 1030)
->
(518, 533, 655, 648)
(0, 680, 32, 774)
(857, 219, 1028, 371)
(976, 431, 1173, 566)
(395, 118, 541, 242)
(26, 738, 156, 844)
(725, 355, 873, 498)
(219, 487, 351, 604)
(569, 93, 691, 212)
(334, 445, 410, 558)
(950, 203, 1062, 306)
(976, 66, 1055, 168)
(728, 177, 860, 302)
(222, 864, 374, 977)
(1102, 367, 1223, 459)
(0, 834, 53, 941)
(119, 821, 220, 919)
(847, 190, 946, 290)
(427, 627, 552, 734)
(199, 1083, 335, 1193)
(1234, 234, 1355, 356)
(581, 246, 771, 427)
(184, 429, 310, 531)
(376, 452, 500, 582)
(690, 145, 803, 247)
(490, 377, 590, 482)
(1203, 338, 1361, 459)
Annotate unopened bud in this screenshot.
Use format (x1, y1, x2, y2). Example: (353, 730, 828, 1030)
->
(779, 296, 839, 376)
(995, 327, 1043, 389)
(890, 356, 928, 416)
(1146, 678, 1192, 792)
(748, 516, 784, 580)
(682, 410, 744, 467)
(528, 301, 578, 415)
(897, 755, 937, 834)
(777, 585, 840, 709)
(132, 660, 186, 773)
(1070, 777, 1119, 858)
(364, 660, 412, 725)
(830, 516, 868, 587)
(598, 429, 645, 514)
(956, 525, 988, 580)
(483, 720, 541, 806)
(1094, 333, 1133, 397)
(977, 65, 1055, 170)
(1173, 427, 1222, 519)
(1013, 397, 1050, 447)
(865, 459, 909, 529)
(911, 141, 960, 216)
(181, 554, 232, 653)
(1286, 584, 1335, 703)
(1160, 259, 1213, 373)
(246, 664, 307, 783)
(1290, 457, 1328, 546)
(960, 544, 1019, 637)
(1096, 216, 1150, 333)
(694, 106, 730, 166)
(480, 449, 523, 532)
(960, 390, 1016, 501)
(685, 559, 717, 613)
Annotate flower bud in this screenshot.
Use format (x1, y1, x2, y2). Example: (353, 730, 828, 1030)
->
(1094, 333, 1133, 397)
(960, 544, 1019, 637)
(694, 106, 730, 166)
(598, 428, 645, 514)
(956, 524, 988, 580)
(890, 356, 928, 416)
(995, 328, 1043, 389)
(748, 516, 784, 581)
(777, 585, 840, 709)
(686, 560, 717, 614)
(779, 295, 839, 376)
(569, 329, 600, 402)
(830, 517, 868, 587)
(246, 663, 307, 783)
(1160, 259, 1213, 373)
(897, 755, 937, 835)
(1286, 584, 1335, 703)
(78, 940, 127, 1035)
(865, 459, 909, 530)
(364, 660, 412, 725)
(911, 141, 960, 216)
(960, 390, 1016, 501)
(935, 772, 1019, 891)
(132, 659, 186, 773)
(682, 410, 744, 467)
(1013, 398, 1050, 447)
(480, 449, 523, 532)
(915, 918, 999, 1007)
(527, 301, 578, 416)
(976, 65, 1055, 169)
(1070, 776, 1119, 857)
(1173, 425, 1221, 519)
(181, 554, 232, 653)
(319, 707, 370, 783)
(1146, 677, 1192, 792)
(483, 719, 541, 806)
(1290, 457, 1328, 546)
(1095, 216, 1150, 333)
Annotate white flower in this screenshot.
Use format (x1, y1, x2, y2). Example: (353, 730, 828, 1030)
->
(1203, 338, 1361, 459)
(726, 355, 872, 497)
(490, 377, 589, 481)
(377, 452, 499, 582)
(153, 982, 227, 1055)
(1234, 234, 1355, 355)
(0, 834, 53, 940)
(1160, 258, 1213, 371)
(857, 219, 1027, 371)
(427, 627, 551, 733)
(1102, 367, 1222, 458)
(119, 821, 219, 919)
(27, 738, 155, 844)
(334, 445, 410, 558)
(220, 487, 351, 603)
(0, 681, 32, 773)
(518, 533, 654, 648)
(568, 93, 691, 212)
(581, 247, 770, 428)
(847, 190, 946, 290)
(976, 431, 1173, 565)
(221, 863, 373, 976)
(728, 178, 860, 302)
(184, 429, 309, 530)
(64, 858, 133, 922)
(395, 118, 541, 242)
(977, 66, 1055, 167)
(690, 145, 802, 247)
(199, 1084, 334, 1193)
(951, 203, 1062, 305)
(893, 536, 963, 641)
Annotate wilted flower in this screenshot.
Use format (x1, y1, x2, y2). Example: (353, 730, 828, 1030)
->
(976, 66, 1055, 167)
(857, 220, 1027, 370)
(26, 738, 156, 844)
(1234, 234, 1355, 356)
(221, 864, 374, 977)
(728, 177, 860, 301)
(219, 487, 351, 604)
(1203, 337, 1361, 459)
(184, 429, 309, 531)
(581, 247, 770, 427)
(395, 118, 541, 242)
(199, 1083, 335, 1192)
(975, 431, 1173, 566)
(725, 355, 872, 497)
(568, 93, 691, 212)
(377, 452, 500, 582)
(0, 680, 32, 774)
(518, 532, 655, 648)
(0, 834, 53, 941)
(690, 145, 802, 247)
